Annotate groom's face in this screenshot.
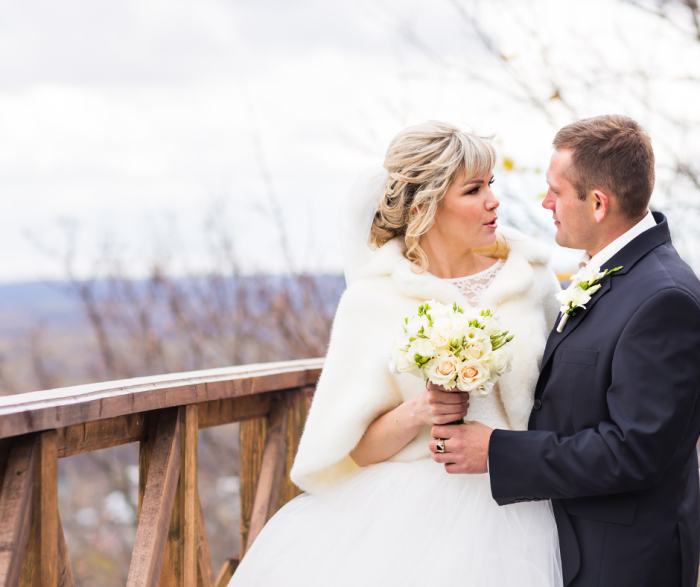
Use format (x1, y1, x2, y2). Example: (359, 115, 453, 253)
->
(543, 149, 596, 251)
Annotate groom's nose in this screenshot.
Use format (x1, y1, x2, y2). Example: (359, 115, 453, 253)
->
(542, 190, 556, 211)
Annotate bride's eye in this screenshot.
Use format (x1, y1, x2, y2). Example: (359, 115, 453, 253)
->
(466, 186, 480, 195)
(488, 177, 495, 187)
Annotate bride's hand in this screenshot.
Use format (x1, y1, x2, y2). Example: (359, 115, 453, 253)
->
(411, 382, 470, 426)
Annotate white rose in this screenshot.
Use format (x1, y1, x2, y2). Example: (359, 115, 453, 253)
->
(456, 359, 490, 392)
(427, 355, 460, 388)
(427, 301, 451, 318)
(481, 315, 502, 336)
(487, 346, 513, 380)
(433, 316, 451, 332)
(429, 329, 450, 350)
(406, 315, 430, 337)
(389, 343, 419, 374)
(409, 338, 436, 360)
(471, 380, 495, 397)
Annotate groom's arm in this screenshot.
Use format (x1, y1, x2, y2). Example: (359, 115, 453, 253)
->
(489, 287, 700, 505)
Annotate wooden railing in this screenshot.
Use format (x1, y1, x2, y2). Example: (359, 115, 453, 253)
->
(0, 358, 323, 587)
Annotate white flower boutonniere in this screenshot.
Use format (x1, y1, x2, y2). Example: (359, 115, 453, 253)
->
(555, 265, 623, 332)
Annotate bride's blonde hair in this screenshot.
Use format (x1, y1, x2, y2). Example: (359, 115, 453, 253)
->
(370, 121, 497, 272)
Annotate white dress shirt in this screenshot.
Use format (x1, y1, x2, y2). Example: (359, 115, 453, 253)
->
(486, 210, 657, 473)
(579, 210, 657, 270)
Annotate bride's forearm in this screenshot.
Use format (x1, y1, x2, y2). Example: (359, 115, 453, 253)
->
(349, 399, 424, 468)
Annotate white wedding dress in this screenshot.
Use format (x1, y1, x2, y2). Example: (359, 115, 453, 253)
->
(229, 260, 563, 587)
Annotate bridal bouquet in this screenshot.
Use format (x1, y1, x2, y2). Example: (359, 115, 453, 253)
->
(389, 300, 514, 397)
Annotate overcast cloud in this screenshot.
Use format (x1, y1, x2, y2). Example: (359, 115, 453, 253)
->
(0, 0, 698, 281)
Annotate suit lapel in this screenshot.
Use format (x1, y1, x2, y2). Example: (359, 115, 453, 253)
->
(541, 211, 671, 370)
(541, 278, 612, 368)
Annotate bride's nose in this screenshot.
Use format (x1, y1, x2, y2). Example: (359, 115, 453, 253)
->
(486, 193, 500, 211)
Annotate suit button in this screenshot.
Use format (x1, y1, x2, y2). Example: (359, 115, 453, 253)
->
(533, 399, 542, 411)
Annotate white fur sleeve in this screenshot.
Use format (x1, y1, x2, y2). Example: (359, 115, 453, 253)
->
(543, 266, 563, 330)
(290, 281, 403, 493)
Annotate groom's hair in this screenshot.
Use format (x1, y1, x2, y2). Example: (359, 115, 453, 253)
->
(553, 115, 655, 219)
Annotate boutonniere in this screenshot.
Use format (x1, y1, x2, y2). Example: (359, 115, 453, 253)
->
(555, 265, 623, 332)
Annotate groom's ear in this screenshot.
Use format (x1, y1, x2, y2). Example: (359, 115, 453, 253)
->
(591, 189, 611, 224)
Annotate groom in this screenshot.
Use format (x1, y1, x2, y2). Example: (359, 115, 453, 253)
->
(429, 115, 700, 586)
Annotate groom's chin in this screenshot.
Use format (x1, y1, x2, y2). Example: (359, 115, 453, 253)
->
(554, 228, 576, 250)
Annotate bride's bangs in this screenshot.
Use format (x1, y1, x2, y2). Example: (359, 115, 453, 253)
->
(459, 133, 497, 184)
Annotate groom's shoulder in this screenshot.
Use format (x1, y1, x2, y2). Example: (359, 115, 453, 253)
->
(632, 242, 700, 307)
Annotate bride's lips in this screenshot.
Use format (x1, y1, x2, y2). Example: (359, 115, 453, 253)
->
(484, 217, 498, 229)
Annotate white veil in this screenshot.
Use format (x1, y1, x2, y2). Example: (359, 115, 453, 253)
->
(338, 166, 389, 287)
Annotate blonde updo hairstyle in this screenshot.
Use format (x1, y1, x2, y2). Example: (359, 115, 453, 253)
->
(370, 121, 497, 272)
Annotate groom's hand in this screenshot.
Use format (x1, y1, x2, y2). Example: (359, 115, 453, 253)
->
(429, 421, 493, 474)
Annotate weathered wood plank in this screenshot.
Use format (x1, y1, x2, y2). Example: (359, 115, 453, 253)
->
(245, 397, 290, 553)
(196, 498, 214, 587)
(20, 430, 58, 587)
(39, 431, 58, 587)
(57, 518, 75, 587)
(0, 359, 323, 440)
(57, 413, 147, 458)
(181, 405, 198, 587)
(127, 409, 181, 587)
(239, 418, 266, 556)
(0, 435, 36, 587)
(279, 389, 307, 508)
(138, 414, 159, 518)
(198, 394, 272, 430)
(155, 404, 199, 587)
(213, 558, 239, 587)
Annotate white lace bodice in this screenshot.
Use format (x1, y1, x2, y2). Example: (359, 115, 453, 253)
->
(448, 259, 506, 306)
(444, 258, 510, 429)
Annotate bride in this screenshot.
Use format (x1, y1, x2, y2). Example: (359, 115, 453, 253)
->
(229, 121, 563, 586)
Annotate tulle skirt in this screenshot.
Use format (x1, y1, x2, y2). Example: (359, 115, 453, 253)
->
(229, 458, 563, 586)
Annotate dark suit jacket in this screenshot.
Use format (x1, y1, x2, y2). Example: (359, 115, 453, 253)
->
(489, 213, 700, 587)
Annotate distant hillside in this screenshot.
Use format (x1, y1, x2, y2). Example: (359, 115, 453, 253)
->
(0, 281, 85, 336)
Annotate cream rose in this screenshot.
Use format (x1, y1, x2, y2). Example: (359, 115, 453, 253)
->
(429, 329, 450, 350)
(456, 359, 490, 392)
(465, 338, 492, 360)
(427, 355, 460, 388)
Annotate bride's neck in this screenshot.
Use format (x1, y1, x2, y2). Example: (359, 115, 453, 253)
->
(419, 237, 491, 279)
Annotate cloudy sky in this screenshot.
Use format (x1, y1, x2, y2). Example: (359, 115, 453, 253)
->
(1, 0, 698, 281)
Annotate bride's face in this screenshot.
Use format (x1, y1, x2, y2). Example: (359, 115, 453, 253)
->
(425, 169, 499, 251)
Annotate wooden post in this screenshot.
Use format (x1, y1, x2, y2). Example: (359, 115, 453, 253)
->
(180, 405, 198, 587)
(279, 389, 307, 508)
(20, 430, 58, 587)
(196, 498, 214, 587)
(213, 559, 239, 587)
(142, 405, 198, 587)
(0, 435, 36, 587)
(239, 418, 267, 556)
(245, 396, 289, 553)
(57, 518, 74, 587)
(127, 408, 181, 587)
